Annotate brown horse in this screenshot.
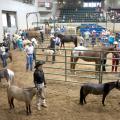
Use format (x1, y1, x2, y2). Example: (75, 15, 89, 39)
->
(70, 46, 117, 73)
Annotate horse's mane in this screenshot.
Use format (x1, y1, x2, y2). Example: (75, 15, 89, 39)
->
(23, 87, 36, 91)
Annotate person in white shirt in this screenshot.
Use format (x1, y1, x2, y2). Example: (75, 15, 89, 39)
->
(55, 35, 61, 54)
(0, 43, 7, 67)
(24, 41, 34, 71)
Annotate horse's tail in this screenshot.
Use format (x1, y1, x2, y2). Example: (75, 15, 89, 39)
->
(80, 86, 84, 105)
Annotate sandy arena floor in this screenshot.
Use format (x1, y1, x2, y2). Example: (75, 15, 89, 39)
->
(0, 48, 120, 120)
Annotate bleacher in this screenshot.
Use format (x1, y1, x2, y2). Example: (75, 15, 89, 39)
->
(79, 24, 106, 37)
(58, 7, 106, 23)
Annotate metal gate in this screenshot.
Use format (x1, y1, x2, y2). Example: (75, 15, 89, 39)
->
(35, 47, 120, 84)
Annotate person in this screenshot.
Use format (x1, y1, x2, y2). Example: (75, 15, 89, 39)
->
(40, 30, 44, 43)
(31, 38, 38, 61)
(118, 39, 120, 48)
(33, 60, 47, 110)
(24, 41, 34, 71)
(84, 31, 90, 47)
(0, 42, 7, 68)
(17, 36, 23, 51)
(55, 34, 61, 53)
(108, 33, 115, 46)
(49, 35, 56, 63)
(112, 41, 119, 72)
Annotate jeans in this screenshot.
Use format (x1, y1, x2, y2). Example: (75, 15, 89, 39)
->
(1, 54, 7, 68)
(26, 54, 33, 71)
(36, 83, 46, 107)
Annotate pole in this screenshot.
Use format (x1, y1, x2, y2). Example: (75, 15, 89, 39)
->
(53, 16, 56, 33)
(113, 20, 115, 33)
(106, 13, 107, 29)
(26, 13, 29, 30)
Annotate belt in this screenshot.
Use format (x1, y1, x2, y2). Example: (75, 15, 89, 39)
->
(27, 54, 33, 55)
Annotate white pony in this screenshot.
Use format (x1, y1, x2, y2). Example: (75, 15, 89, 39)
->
(0, 68, 14, 85)
(44, 49, 54, 62)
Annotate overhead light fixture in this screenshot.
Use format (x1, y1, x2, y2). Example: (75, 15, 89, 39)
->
(63, 1, 66, 4)
(78, 1, 81, 4)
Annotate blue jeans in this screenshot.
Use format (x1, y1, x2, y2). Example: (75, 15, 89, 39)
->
(26, 54, 33, 71)
(1, 54, 7, 68)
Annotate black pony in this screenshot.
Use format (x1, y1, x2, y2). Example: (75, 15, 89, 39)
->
(80, 80, 120, 106)
(54, 33, 83, 48)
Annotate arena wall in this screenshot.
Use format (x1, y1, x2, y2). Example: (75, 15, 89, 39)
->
(0, 0, 38, 40)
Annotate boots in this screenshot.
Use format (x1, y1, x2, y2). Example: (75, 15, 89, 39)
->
(41, 103, 47, 108)
(37, 105, 41, 111)
(41, 99, 47, 108)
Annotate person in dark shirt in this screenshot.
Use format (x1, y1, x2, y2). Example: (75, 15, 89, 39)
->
(49, 35, 56, 63)
(33, 60, 47, 110)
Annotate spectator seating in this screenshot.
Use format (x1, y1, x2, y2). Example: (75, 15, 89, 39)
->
(58, 7, 105, 23)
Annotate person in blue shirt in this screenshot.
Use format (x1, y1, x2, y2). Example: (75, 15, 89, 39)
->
(108, 33, 115, 46)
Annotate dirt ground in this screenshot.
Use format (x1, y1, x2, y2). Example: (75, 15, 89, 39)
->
(0, 48, 120, 120)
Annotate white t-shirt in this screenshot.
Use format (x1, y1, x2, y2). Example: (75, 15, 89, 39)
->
(25, 45, 34, 54)
(0, 46, 6, 55)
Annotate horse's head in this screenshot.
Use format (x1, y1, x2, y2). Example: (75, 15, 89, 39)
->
(101, 46, 119, 57)
(54, 32, 64, 39)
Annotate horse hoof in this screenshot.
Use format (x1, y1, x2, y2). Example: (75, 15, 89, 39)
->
(80, 103, 83, 105)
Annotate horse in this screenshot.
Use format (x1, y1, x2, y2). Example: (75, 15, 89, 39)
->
(43, 49, 54, 62)
(54, 33, 84, 48)
(7, 85, 37, 115)
(0, 68, 14, 84)
(80, 80, 120, 106)
(70, 46, 117, 73)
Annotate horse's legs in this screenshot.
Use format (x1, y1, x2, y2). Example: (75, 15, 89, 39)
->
(83, 94, 88, 104)
(8, 97, 12, 109)
(70, 56, 79, 74)
(73, 58, 79, 73)
(102, 93, 108, 106)
(80, 86, 87, 105)
(29, 104, 31, 114)
(26, 104, 29, 115)
(62, 42, 65, 49)
(11, 97, 14, 108)
(74, 38, 77, 47)
(80, 87, 84, 105)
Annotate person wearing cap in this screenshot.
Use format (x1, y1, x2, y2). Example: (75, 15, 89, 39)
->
(33, 60, 47, 110)
(112, 41, 119, 72)
(24, 41, 34, 71)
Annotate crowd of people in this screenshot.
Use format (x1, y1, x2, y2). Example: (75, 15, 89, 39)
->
(1, 29, 48, 111)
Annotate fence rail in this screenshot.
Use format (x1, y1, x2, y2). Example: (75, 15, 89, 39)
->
(35, 47, 120, 84)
